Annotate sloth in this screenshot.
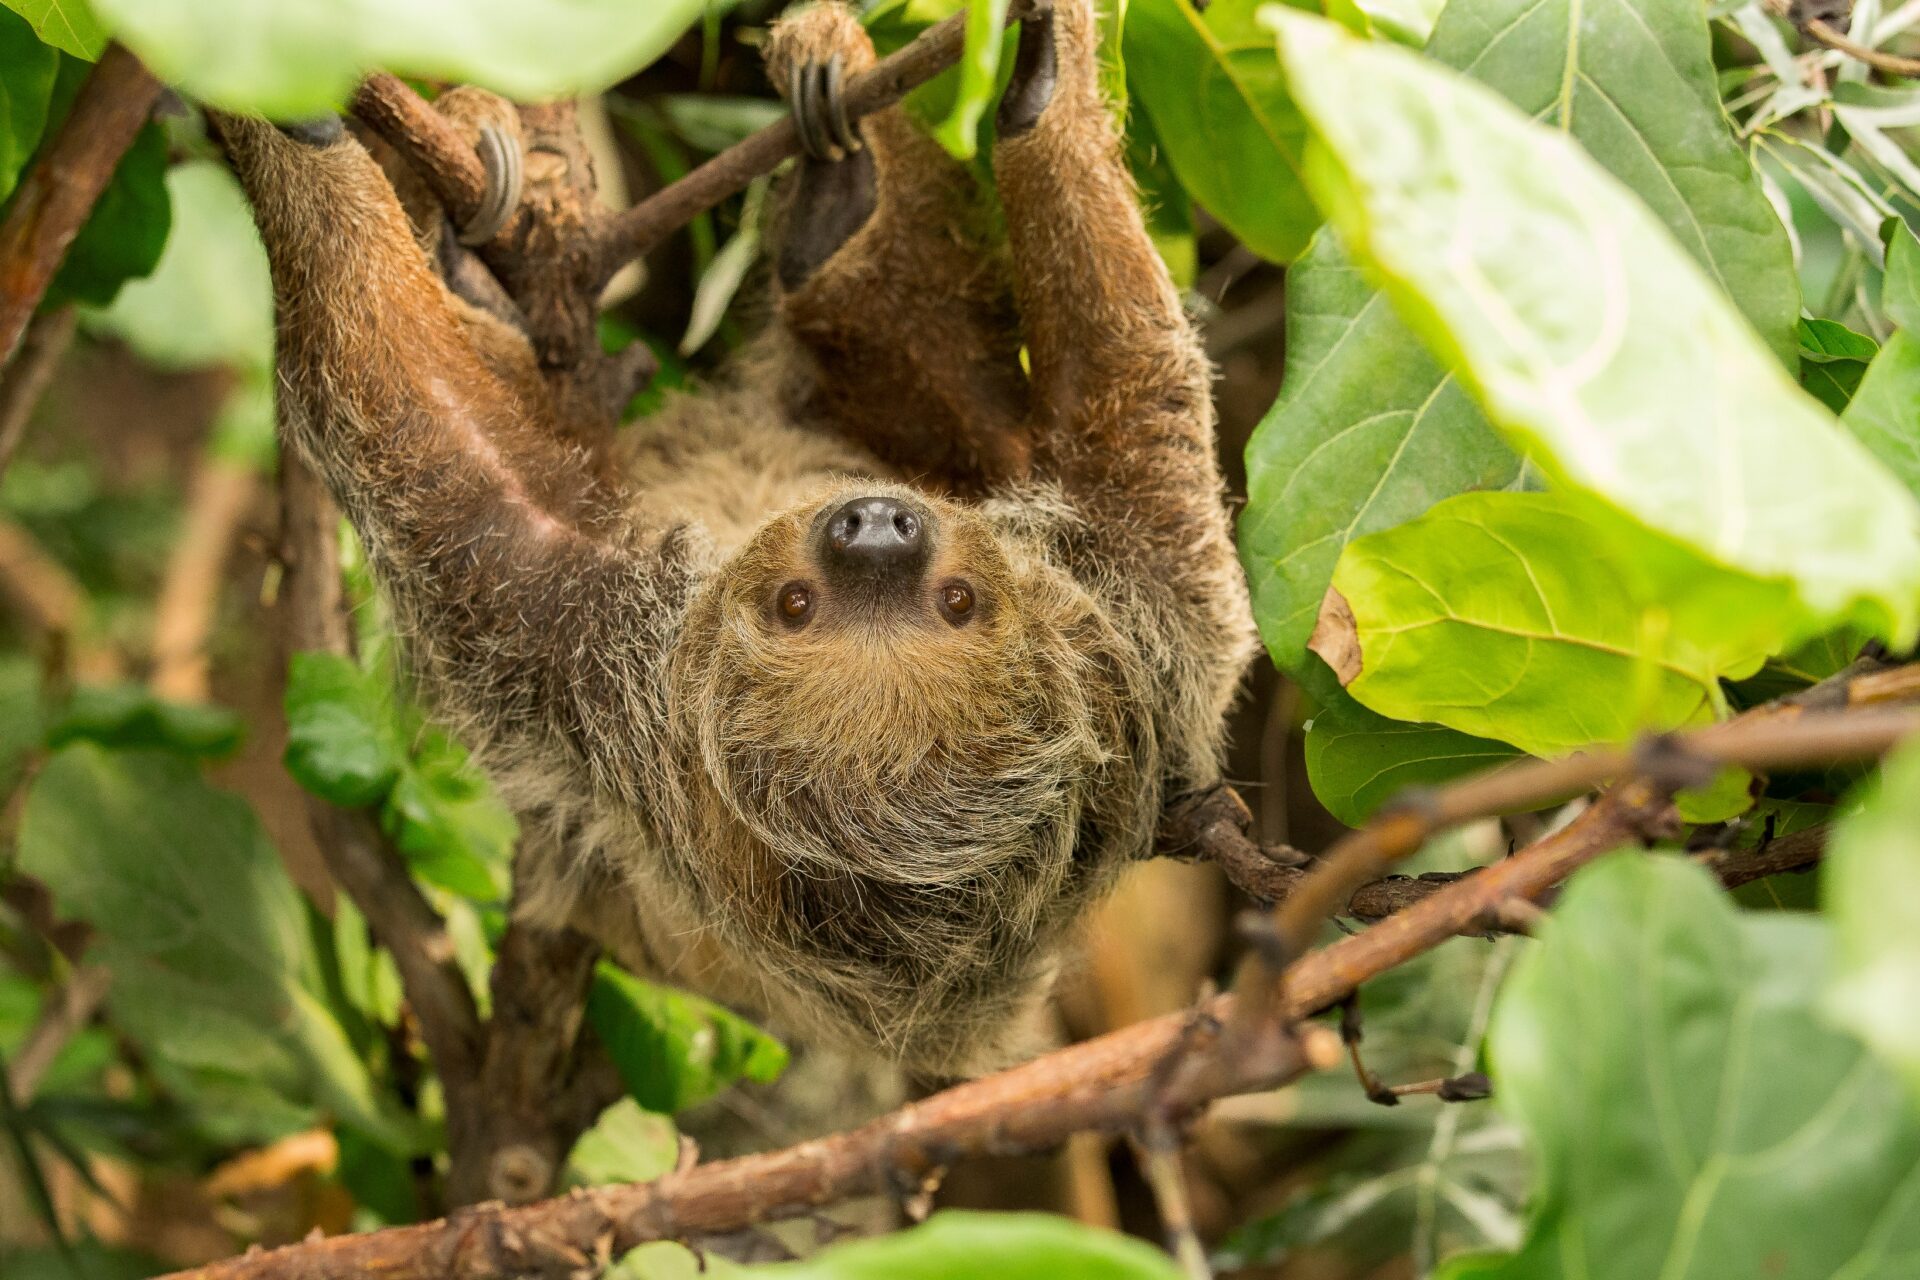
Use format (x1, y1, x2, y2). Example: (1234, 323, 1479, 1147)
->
(222, 0, 1255, 1076)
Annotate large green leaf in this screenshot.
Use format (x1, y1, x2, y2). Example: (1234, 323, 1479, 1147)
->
(1304, 688, 1517, 827)
(1326, 491, 1795, 756)
(1843, 228, 1920, 500)
(1442, 854, 1920, 1280)
(0, 7, 58, 202)
(1241, 0, 1801, 680)
(1825, 737, 1920, 1101)
(1271, 11, 1920, 640)
(586, 965, 788, 1116)
(16, 746, 407, 1146)
(46, 682, 244, 757)
(0, 0, 105, 59)
(746, 1212, 1184, 1279)
(1125, 0, 1320, 263)
(89, 0, 706, 117)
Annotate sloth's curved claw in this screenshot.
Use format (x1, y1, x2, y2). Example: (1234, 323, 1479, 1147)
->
(791, 54, 862, 162)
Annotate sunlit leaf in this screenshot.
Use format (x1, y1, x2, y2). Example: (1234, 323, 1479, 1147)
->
(1240, 0, 1799, 680)
(1324, 491, 1794, 757)
(1271, 10, 1920, 642)
(0, 0, 104, 59)
(1126, 0, 1319, 263)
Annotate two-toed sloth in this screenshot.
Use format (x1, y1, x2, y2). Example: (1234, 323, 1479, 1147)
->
(224, 0, 1255, 1076)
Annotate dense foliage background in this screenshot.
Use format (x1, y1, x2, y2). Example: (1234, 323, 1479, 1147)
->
(5, 0, 1920, 1276)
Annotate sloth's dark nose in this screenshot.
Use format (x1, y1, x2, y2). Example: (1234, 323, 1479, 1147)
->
(820, 495, 927, 581)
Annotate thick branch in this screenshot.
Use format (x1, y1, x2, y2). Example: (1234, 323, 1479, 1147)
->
(276, 455, 485, 1105)
(350, 75, 490, 230)
(593, 0, 1046, 273)
(153, 756, 1709, 1280)
(444, 917, 613, 1208)
(0, 44, 162, 367)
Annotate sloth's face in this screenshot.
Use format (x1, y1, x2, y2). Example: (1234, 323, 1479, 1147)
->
(695, 481, 1041, 765)
(734, 482, 1017, 651)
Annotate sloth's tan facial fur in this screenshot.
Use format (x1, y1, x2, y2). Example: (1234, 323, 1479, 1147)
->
(219, 0, 1256, 1077)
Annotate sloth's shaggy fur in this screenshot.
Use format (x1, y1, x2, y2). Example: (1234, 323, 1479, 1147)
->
(224, 0, 1255, 1076)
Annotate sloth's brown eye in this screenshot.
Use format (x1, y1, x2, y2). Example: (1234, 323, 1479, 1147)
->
(939, 581, 975, 624)
(778, 581, 814, 625)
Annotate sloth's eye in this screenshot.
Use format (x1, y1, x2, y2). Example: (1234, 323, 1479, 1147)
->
(939, 581, 975, 624)
(778, 581, 814, 625)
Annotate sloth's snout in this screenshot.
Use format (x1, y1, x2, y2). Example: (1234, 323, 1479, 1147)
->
(819, 495, 928, 585)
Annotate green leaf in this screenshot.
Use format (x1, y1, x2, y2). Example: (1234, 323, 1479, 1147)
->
(46, 683, 243, 757)
(88, 159, 273, 372)
(16, 746, 409, 1148)
(930, 0, 1009, 159)
(0, 0, 105, 59)
(41, 53, 167, 308)
(1304, 688, 1517, 827)
(1241, 0, 1799, 681)
(586, 964, 787, 1116)
(283, 651, 404, 808)
(1125, 0, 1320, 263)
(745, 1211, 1183, 1279)
(1843, 229, 1920, 499)
(1799, 318, 1876, 414)
(567, 1098, 680, 1187)
(0, 8, 58, 203)
(383, 729, 514, 902)
(1271, 10, 1920, 642)
(1326, 491, 1794, 757)
(89, 0, 706, 117)
(1825, 737, 1920, 1099)
(1441, 854, 1920, 1280)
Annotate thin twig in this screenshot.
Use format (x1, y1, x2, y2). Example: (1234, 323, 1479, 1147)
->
(6, 963, 110, 1105)
(1804, 16, 1920, 75)
(0, 304, 76, 482)
(1134, 1128, 1211, 1280)
(0, 44, 162, 368)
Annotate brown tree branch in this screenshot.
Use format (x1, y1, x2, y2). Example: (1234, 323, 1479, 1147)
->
(0, 303, 76, 482)
(1803, 16, 1920, 76)
(0, 44, 162, 368)
(152, 678, 1920, 1280)
(276, 454, 486, 1115)
(350, 75, 491, 231)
